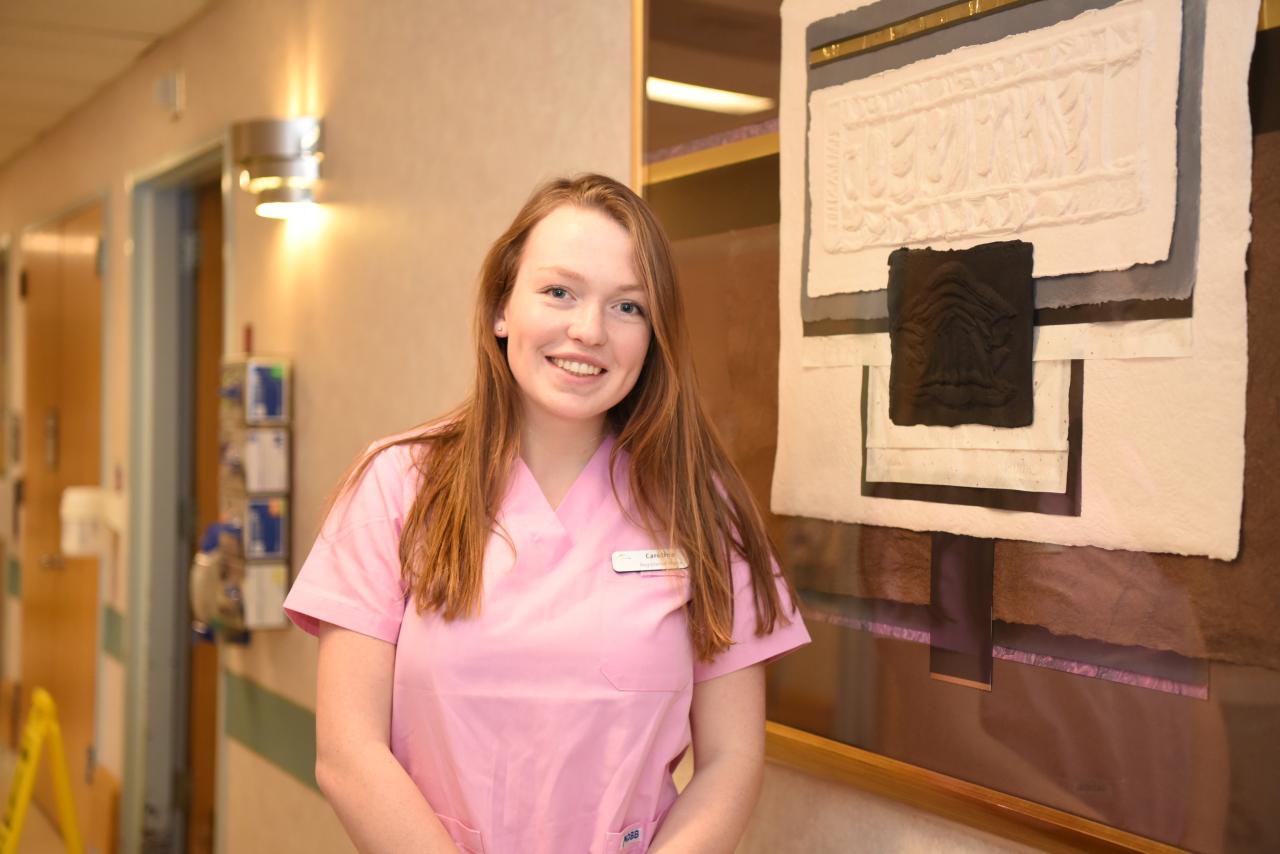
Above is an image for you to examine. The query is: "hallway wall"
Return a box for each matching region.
[0,1,629,851]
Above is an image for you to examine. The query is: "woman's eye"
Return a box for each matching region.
[618,301,646,317]
[546,286,569,299]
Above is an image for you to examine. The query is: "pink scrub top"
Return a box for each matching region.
[284,433,810,854]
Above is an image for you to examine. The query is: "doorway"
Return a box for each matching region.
[183,179,223,854]
[124,144,225,854]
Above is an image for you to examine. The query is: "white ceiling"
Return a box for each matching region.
[0,0,212,167]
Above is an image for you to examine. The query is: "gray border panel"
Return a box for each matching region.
[801,0,1204,328]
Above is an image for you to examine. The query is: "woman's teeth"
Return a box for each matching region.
[551,357,603,377]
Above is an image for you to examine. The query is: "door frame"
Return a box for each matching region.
[124,136,234,854]
[0,235,7,744]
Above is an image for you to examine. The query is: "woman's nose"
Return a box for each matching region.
[568,303,607,346]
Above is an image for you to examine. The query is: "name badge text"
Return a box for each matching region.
[611,548,689,573]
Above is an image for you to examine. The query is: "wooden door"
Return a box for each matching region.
[186,181,222,854]
[21,203,102,840]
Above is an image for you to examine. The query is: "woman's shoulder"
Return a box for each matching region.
[334,417,459,526]
[362,416,458,472]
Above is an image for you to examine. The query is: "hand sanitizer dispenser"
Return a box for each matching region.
[60,486,105,557]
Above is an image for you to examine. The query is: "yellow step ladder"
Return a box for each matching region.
[0,688,83,854]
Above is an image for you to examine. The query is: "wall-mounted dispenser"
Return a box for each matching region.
[59,486,105,557]
[211,357,292,634]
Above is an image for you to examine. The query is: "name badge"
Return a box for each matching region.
[611,548,689,573]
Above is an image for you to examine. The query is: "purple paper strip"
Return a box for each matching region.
[645,117,779,165]
[803,607,1209,700]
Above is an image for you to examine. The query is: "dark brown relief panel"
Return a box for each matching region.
[886,242,1035,429]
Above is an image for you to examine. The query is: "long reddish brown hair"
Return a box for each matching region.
[335,174,797,660]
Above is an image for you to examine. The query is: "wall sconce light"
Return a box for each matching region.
[231,116,323,219]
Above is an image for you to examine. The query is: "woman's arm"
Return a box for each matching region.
[648,663,766,853]
[315,622,460,853]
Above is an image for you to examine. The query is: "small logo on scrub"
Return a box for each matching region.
[621,826,643,847]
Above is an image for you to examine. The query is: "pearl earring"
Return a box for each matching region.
[495,323,506,335]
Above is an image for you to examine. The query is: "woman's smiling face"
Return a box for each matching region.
[496,204,651,436]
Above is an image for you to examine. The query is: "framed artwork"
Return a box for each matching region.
[760,0,1276,850]
[652,0,1279,850]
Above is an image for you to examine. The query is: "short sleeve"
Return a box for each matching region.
[283,442,416,643]
[692,555,811,683]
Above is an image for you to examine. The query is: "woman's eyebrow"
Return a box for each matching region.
[537,266,643,294]
[536,265,585,282]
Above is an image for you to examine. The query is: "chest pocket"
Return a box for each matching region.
[599,570,693,692]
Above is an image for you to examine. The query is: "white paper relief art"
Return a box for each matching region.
[824,18,1145,250]
[776,0,1252,559]
[865,448,1069,492]
[864,362,1071,493]
[798,317,1194,369]
[866,362,1070,452]
[806,0,1180,296]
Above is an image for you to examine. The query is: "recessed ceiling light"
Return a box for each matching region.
[645,77,775,115]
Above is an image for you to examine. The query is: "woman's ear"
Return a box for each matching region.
[494,305,508,338]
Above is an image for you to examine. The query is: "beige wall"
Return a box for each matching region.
[0,0,630,850]
[0,1,1038,852]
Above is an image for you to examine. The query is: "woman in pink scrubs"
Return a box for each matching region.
[284,174,810,853]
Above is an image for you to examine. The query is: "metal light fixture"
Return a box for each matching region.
[231,117,324,219]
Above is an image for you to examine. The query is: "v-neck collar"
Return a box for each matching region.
[507,433,619,542]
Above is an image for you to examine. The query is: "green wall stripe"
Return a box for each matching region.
[6,557,19,598]
[224,671,318,790]
[103,606,125,662]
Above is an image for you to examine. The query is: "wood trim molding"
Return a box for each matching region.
[644,132,779,186]
[764,722,1187,853]
[630,0,646,191]
[1263,0,1280,31]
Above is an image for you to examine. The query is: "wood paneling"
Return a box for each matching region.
[186,181,222,854]
[20,202,102,846]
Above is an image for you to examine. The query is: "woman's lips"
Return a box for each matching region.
[547,355,606,378]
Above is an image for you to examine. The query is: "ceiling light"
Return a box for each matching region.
[645,77,775,115]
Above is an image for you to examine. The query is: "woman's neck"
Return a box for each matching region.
[518,416,607,510]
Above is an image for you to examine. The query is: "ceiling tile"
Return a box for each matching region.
[0,0,211,37]
[0,75,97,104]
[0,39,140,87]
[0,0,212,168]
